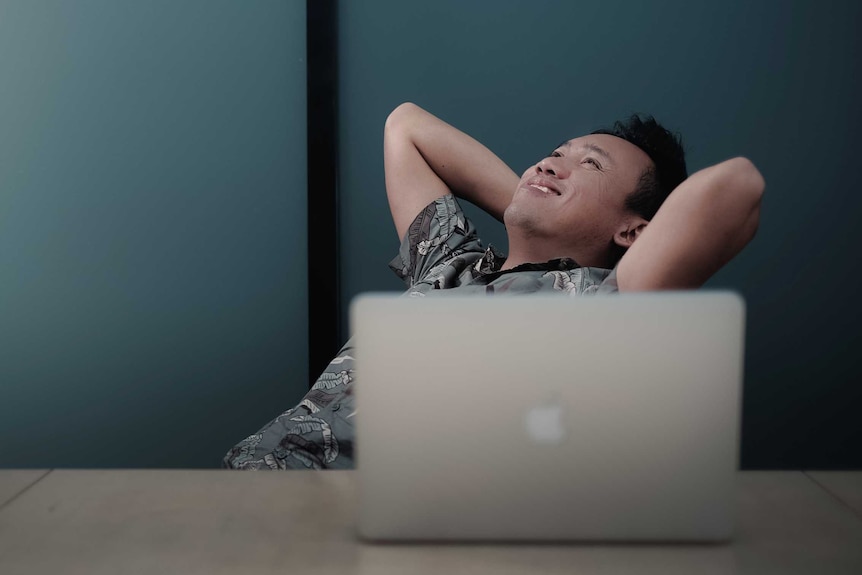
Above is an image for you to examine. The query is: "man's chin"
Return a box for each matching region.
[503,204,546,238]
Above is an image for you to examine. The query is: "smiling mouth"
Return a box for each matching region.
[528,184,560,196]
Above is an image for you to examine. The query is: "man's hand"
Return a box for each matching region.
[384,103,519,240]
[616,157,764,291]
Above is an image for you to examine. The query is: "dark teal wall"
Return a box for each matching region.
[2,1,859,470]
[338,1,862,468]
[0,1,308,467]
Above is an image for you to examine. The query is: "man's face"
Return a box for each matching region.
[504,134,654,250]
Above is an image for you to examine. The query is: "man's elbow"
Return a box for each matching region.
[727,156,765,206]
[384,102,422,137]
[723,156,764,247]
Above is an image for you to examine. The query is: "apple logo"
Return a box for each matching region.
[525,402,565,444]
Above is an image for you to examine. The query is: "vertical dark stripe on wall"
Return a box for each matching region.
[307,0,340,386]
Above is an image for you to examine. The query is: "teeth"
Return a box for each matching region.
[535,185,550,194]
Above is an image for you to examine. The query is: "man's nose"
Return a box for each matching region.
[537,158,567,178]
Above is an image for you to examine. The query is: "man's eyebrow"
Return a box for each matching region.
[551,141,613,163]
[549,140,571,155]
[581,143,613,162]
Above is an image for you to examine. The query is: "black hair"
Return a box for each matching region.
[591,115,687,222]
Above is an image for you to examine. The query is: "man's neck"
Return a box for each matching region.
[501,235,608,271]
[500,245,574,271]
[499,250,542,271]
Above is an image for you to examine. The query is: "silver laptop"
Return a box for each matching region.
[351,291,744,542]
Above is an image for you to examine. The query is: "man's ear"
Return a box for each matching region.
[613,217,648,249]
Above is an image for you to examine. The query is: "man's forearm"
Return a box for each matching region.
[617,157,764,291]
[385,103,518,222]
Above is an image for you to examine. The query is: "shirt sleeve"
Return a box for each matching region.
[593,266,620,294]
[388,194,486,287]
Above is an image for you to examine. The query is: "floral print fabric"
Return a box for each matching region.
[224,194,618,470]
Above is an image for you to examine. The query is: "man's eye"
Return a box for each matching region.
[584,158,602,169]
[550,151,562,158]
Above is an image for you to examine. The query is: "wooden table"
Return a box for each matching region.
[1,470,860,574]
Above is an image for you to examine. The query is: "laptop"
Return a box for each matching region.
[351,291,744,542]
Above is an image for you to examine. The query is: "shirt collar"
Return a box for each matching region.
[472,245,581,281]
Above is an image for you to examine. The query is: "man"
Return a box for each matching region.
[224,103,764,470]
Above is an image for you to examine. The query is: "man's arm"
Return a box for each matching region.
[384,102,519,240]
[616,157,764,291]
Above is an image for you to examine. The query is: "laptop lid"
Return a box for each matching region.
[352,291,744,542]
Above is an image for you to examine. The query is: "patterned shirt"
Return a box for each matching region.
[224,194,619,470]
